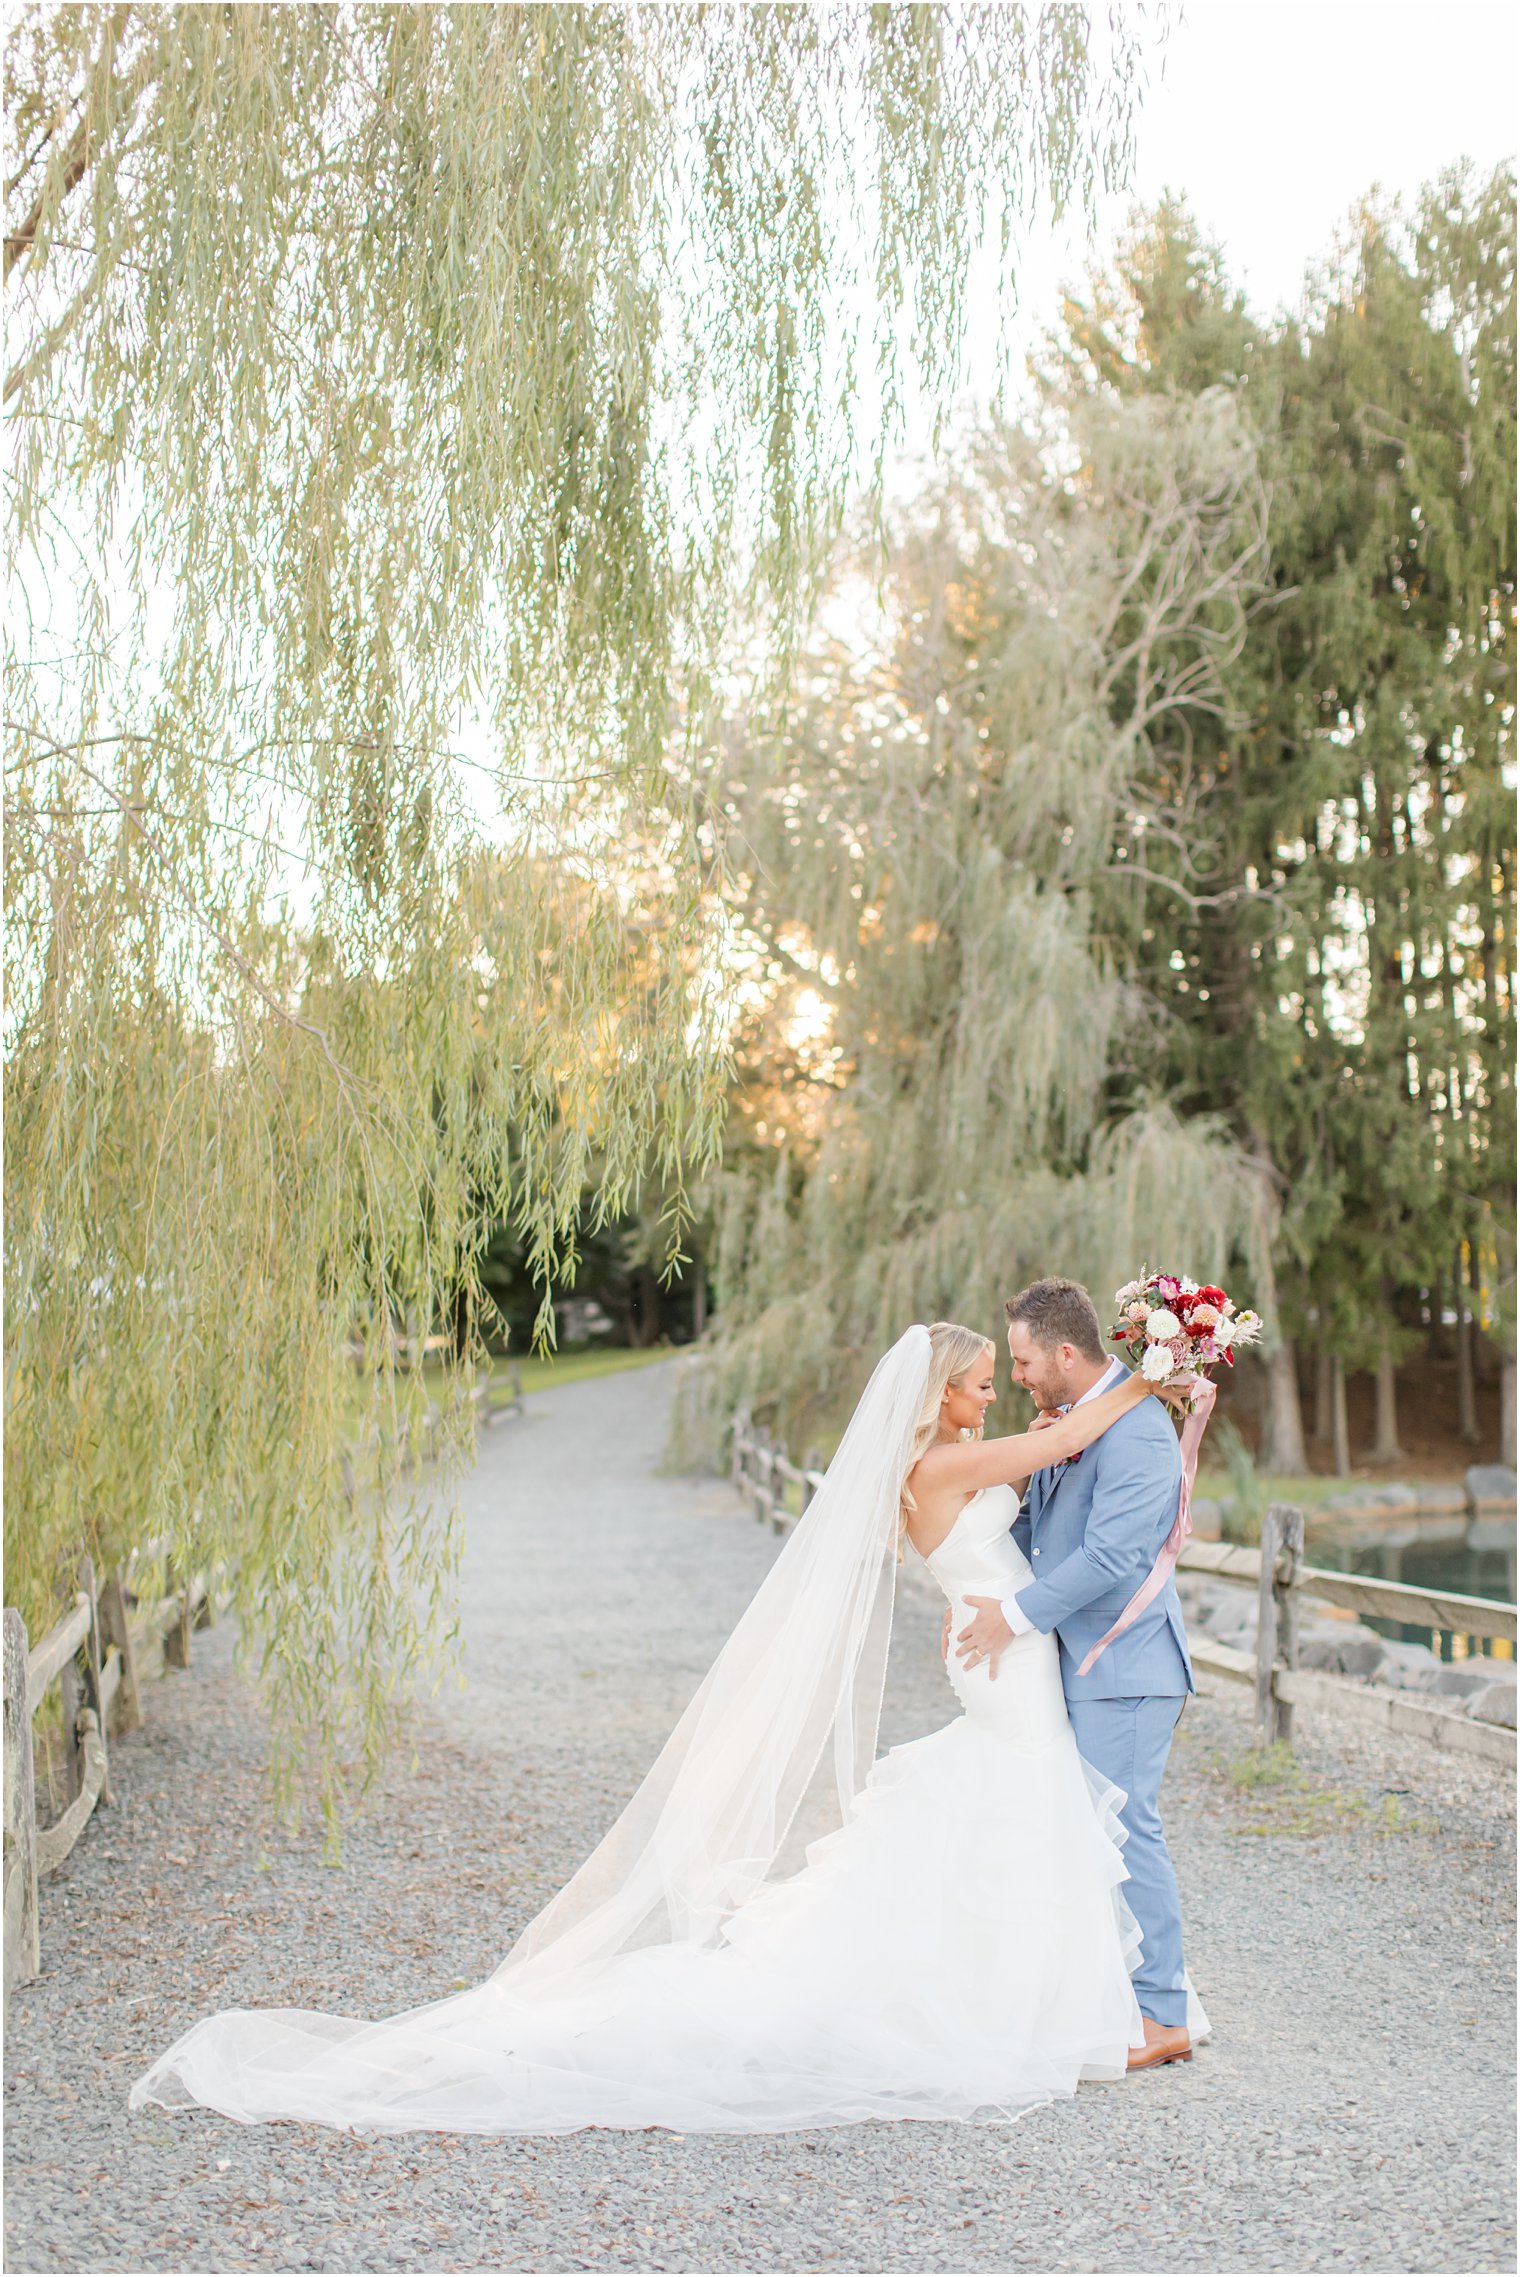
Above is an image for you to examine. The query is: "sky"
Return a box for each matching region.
[898,0,1518,443]
[1081,0,1515,317]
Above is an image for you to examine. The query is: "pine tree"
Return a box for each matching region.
[1037,172,1516,1471]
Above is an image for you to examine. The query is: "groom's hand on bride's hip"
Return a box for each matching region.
[956,1597,1014,1679]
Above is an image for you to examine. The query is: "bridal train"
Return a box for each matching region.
[131,1331,1205,2135]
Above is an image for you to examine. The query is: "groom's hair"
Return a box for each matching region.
[1004,1277,1106,1362]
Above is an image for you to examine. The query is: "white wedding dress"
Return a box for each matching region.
[132,1479,1199,2136]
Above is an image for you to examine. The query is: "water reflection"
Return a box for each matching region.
[1306,1519,1516,1663]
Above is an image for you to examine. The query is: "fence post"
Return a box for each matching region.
[1255,1501,1304,1748]
[1273,1504,1303,1745]
[730,1406,750,1492]
[756,1431,777,1527]
[59,1656,84,1803]
[3,1607,41,1999]
[801,1448,823,1511]
[164,1555,193,1671]
[77,1557,113,1807]
[98,1569,142,1735]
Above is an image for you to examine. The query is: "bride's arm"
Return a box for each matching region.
[913,1373,1155,1497]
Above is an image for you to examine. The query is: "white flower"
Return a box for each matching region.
[1144,1308,1182,1341]
[1113,1279,1146,1307]
[1214,1317,1235,1349]
[1126,1300,1150,1322]
[1142,1340,1176,1382]
[1179,1276,1199,1295]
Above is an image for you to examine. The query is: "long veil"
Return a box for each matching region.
[492,1322,931,1995]
[130,1325,933,2125]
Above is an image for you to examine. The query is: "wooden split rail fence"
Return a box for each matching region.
[341,1368,526,1499]
[729,1411,1518,1773]
[728,1410,827,1531]
[3,1546,216,2014]
[2,1367,529,2015]
[1181,1510,1516,1770]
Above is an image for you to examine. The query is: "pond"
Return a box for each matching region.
[1305,1519,1516,1665]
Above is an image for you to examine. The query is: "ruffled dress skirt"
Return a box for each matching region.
[130,1706,1153,2135]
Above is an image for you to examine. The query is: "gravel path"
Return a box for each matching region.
[5,1358,1515,2276]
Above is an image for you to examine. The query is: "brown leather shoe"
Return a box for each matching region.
[1126,2017,1193,2071]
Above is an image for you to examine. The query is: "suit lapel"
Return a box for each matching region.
[1026,1360,1125,1529]
[1032,1457,1073,1525]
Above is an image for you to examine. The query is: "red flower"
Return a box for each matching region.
[1197,1285,1227,1310]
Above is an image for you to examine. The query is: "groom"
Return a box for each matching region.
[955,1276,1195,2069]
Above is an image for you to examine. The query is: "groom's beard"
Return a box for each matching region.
[1024,1372,1073,1413]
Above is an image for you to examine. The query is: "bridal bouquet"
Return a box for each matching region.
[1110,1271,1262,1393]
[1074,1273,1261,1679]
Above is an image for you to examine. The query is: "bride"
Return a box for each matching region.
[132,1321,1196,2135]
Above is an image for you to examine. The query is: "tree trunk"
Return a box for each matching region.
[1314,1343,1334,1442]
[1331,1356,1351,1478]
[1256,1336,1308,1474]
[1455,1244,1481,1444]
[626,1269,663,1348]
[1372,1332,1402,1465]
[449,1279,474,1367]
[1502,1352,1516,1471]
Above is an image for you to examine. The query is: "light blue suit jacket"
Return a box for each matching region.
[1010,1381,1193,1703]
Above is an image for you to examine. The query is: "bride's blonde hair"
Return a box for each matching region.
[899,1321,996,1544]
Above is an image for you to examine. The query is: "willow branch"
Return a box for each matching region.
[5,10,160,288]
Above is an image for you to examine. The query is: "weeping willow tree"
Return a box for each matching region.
[3,4,1163,1825]
[685,380,1279,1454]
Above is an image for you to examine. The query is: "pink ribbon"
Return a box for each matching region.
[1076,1375,1217,1678]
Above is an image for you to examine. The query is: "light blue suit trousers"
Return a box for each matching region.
[1064,1693,1189,2028]
[1012,1375,1192,2028]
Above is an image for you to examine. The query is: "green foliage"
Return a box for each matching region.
[3,3,1158,1824]
[1216,1747,1438,1839]
[679,379,1278,1452]
[502,1346,675,1396]
[473,1180,706,1352]
[683,170,1513,1466]
[1210,1419,1267,1543]
[1222,1740,1299,1789]
[1049,175,1516,1393]
[3,844,718,1830]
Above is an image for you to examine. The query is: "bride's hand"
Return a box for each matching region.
[1022,1407,1065,1468]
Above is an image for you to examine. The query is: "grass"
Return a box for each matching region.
[417,1343,679,1401]
[490,1343,679,1394]
[340,1341,680,1444]
[1195,1471,1348,1510]
[1211,1742,1439,1840]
